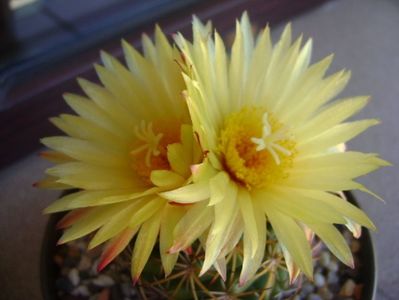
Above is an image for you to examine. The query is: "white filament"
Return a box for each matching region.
[130,120,163,167]
[250,113,291,165]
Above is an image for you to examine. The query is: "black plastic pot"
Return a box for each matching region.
[41,192,377,300]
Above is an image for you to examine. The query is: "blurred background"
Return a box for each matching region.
[0,0,398,299]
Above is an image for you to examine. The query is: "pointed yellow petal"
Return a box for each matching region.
[344,217,362,238]
[46,162,138,190]
[160,181,210,204]
[88,199,146,249]
[56,208,93,229]
[255,188,345,224]
[297,119,380,155]
[77,77,135,132]
[53,114,127,151]
[39,150,71,163]
[131,210,162,280]
[292,151,388,180]
[237,188,258,256]
[309,223,354,268]
[200,182,238,275]
[239,200,266,285]
[296,96,369,140]
[35,175,72,190]
[172,201,212,253]
[44,190,142,213]
[160,205,185,276]
[214,256,227,281]
[63,93,126,139]
[41,136,127,168]
[128,197,166,228]
[280,244,301,284]
[264,205,313,279]
[282,188,375,230]
[58,203,130,244]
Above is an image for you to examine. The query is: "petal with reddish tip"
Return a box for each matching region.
[58,203,130,244]
[56,208,93,229]
[98,227,138,272]
[280,244,301,284]
[39,150,71,163]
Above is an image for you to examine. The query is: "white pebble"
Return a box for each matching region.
[307,293,322,300]
[319,252,331,268]
[90,259,99,276]
[301,283,315,296]
[92,274,115,287]
[327,260,339,272]
[314,273,325,288]
[68,268,80,286]
[71,285,90,297]
[327,271,339,285]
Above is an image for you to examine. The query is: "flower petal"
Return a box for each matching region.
[150,170,185,188]
[127,197,166,228]
[256,188,345,224]
[209,171,229,206]
[239,199,266,285]
[237,188,258,256]
[41,136,127,168]
[44,188,159,213]
[308,223,354,268]
[160,181,210,204]
[58,203,130,244]
[160,205,185,276]
[200,181,238,275]
[88,199,146,249]
[131,210,162,280]
[264,204,313,280]
[297,119,379,155]
[171,201,213,253]
[98,227,138,272]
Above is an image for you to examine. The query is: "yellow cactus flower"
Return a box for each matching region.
[162,13,389,284]
[39,26,202,281]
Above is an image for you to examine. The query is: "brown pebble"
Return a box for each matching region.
[53,255,63,266]
[351,240,361,253]
[68,246,81,257]
[339,279,356,297]
[98,288,110,300]
[354,284,364,300]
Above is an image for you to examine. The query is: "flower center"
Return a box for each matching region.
[219,107,295,189]
[130,120,180,184]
